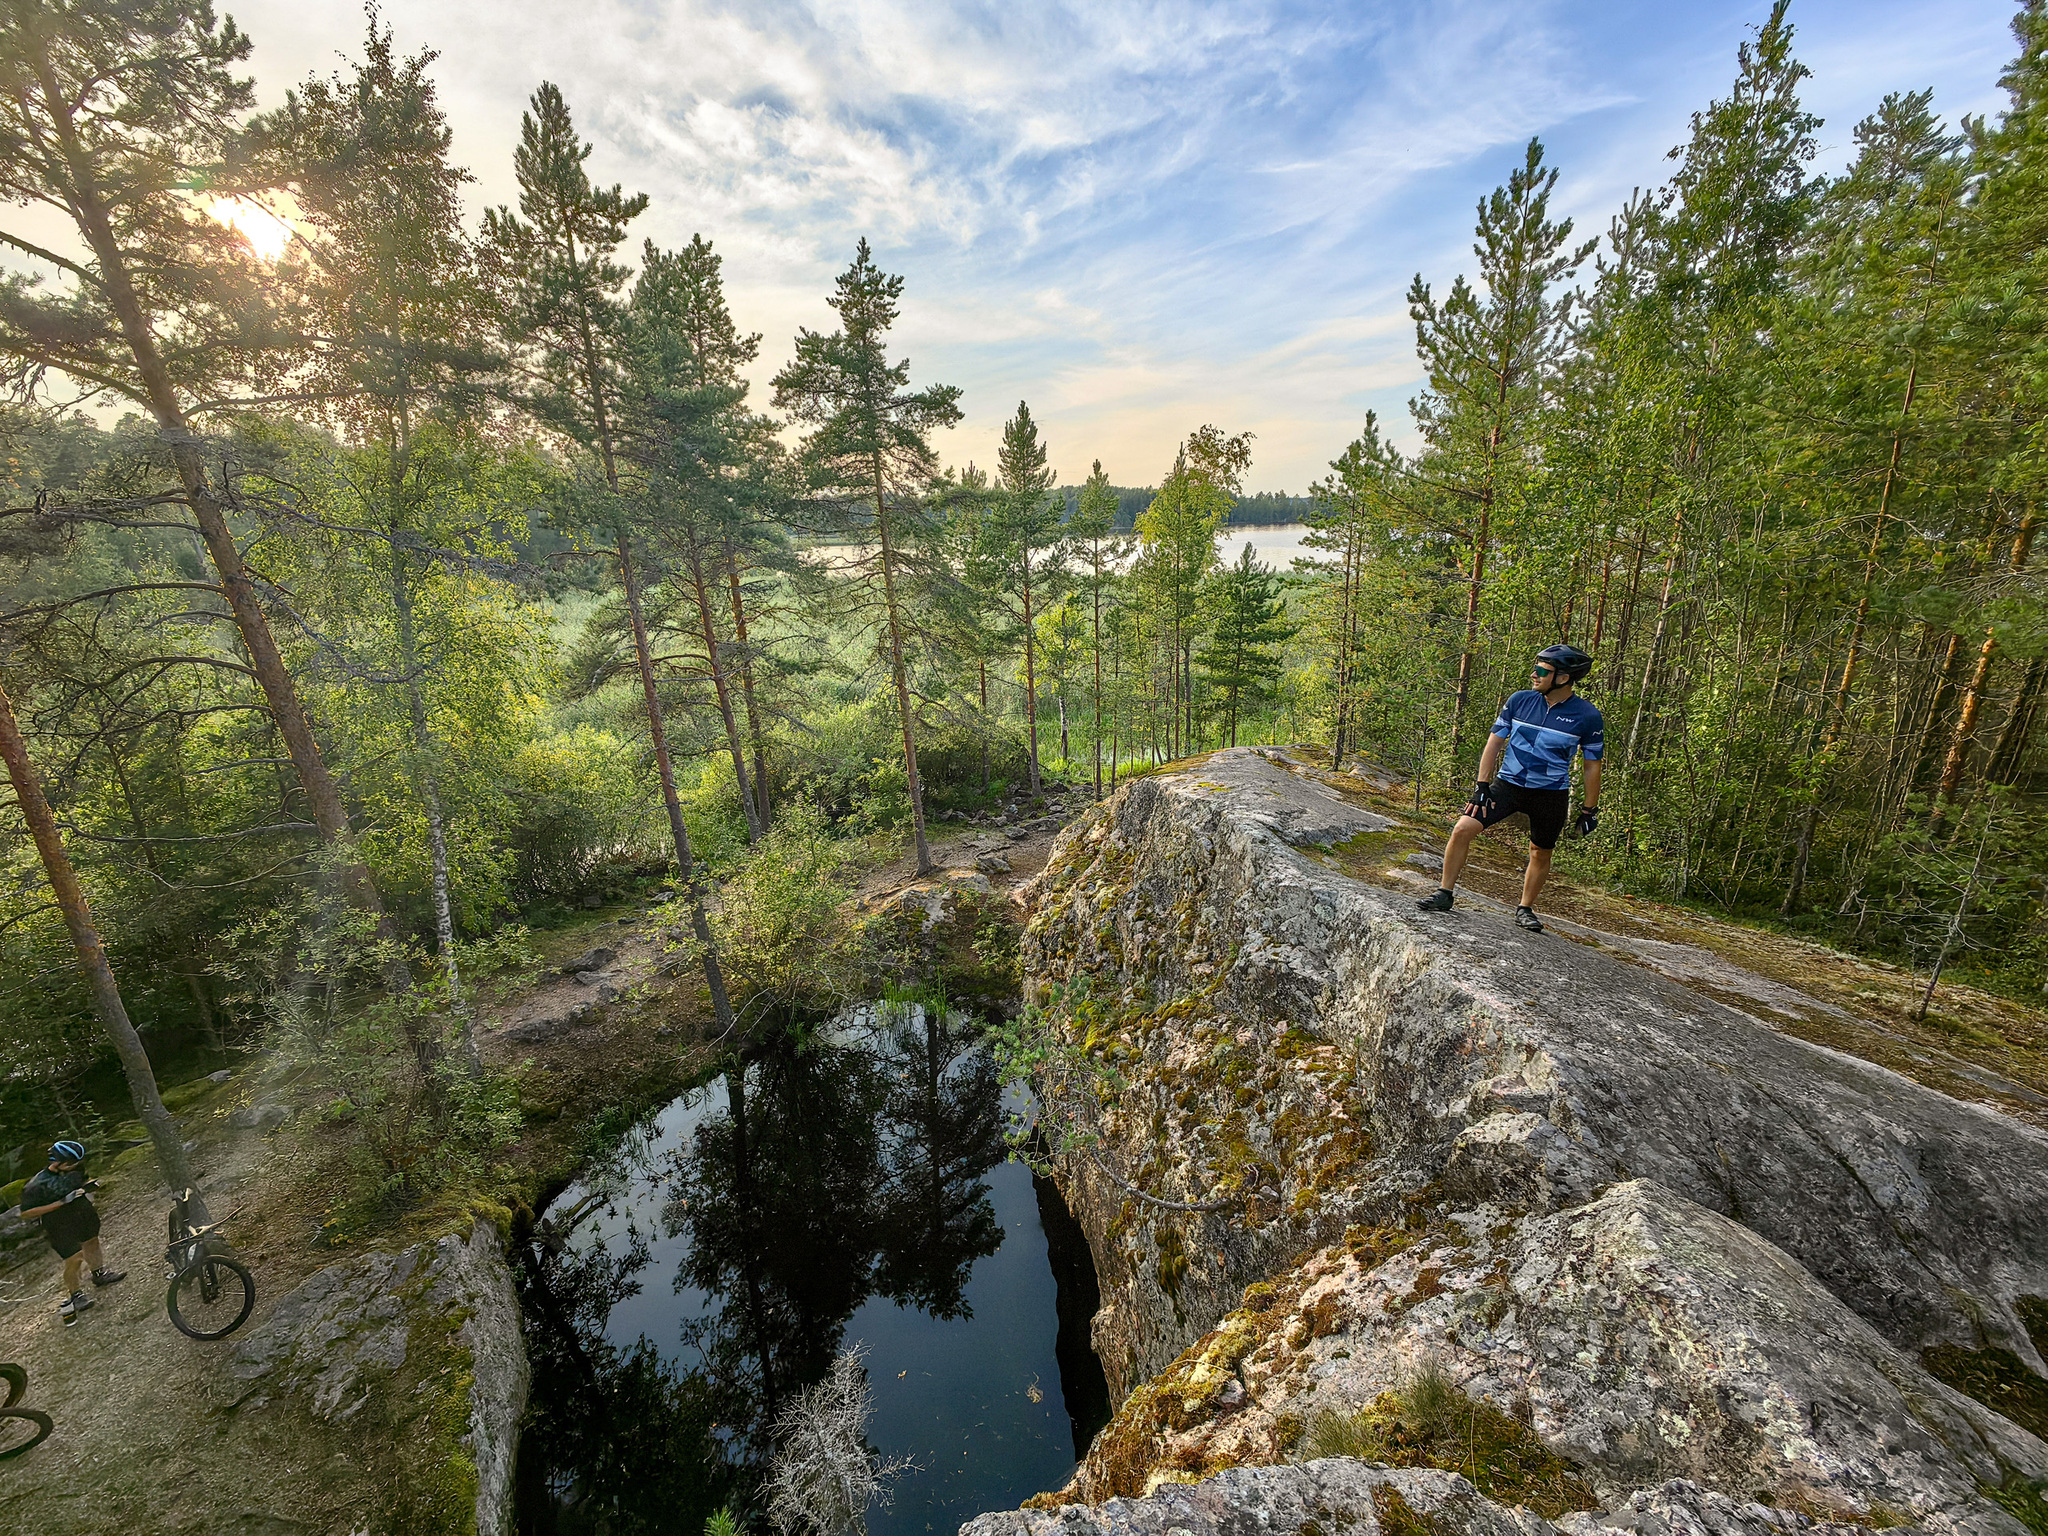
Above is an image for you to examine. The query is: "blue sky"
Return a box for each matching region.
[229,0,2022,492]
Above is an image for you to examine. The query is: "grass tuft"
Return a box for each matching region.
[1302,1359,1594,1520]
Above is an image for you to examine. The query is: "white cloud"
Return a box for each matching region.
[191,0,2023,487]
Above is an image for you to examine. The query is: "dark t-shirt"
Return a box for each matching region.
[21,1167,90,1235]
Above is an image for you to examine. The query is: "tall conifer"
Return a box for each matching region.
[486,83,735,1034]
[773,241,962,876]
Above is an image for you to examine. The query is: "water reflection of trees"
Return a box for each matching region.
[518,1007,1012,1530]
[674,1007,1009,1450]
[518,1212,741,1535]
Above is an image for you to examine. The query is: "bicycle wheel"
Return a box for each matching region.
[167,1255,255,1340]
[0,1407,52,1460]
[0,1363,25,1410]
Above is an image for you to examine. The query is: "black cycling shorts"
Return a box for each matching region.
[1472,781,1570,850]
[43,1201,99,1260]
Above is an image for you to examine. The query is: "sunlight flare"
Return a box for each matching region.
[207,197,291,262]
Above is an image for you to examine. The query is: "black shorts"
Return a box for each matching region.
[43,1202,99,1260]
[1473,781,1570,850]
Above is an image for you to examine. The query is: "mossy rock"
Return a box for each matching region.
[160,1075,229,1114]
[1921,1343,2048,1441]
[1304,1381,1596,1521]
[1,1177,24,1211]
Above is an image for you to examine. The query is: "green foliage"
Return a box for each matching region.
[1199,544,1297,746]
[1303,1360,1595,1520]
[688,802,869,1034]
[503,724,669,908]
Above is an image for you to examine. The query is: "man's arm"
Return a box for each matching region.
[1476,735,1506,784]
[1583,758,1602,807]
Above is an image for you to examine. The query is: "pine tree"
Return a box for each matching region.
[772,241,962,875]
[486,82,735,1034]
[624,238,774,843]
[0,0,399,954]
[1406,137,1593,760]
[1134,427,1248,757]
[1199,544,1296,746]
[987,402,1065,796]
[1303,415,1403,771]
[255,19,505,1062]
[1070,460,1126,797]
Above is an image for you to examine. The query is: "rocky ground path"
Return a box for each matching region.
[1003,748,2048,1536]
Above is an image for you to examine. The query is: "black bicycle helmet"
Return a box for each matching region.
[1535,644,1594,686]
[48,1140,85,1166]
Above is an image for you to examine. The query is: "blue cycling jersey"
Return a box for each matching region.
[1492,690,1604,791]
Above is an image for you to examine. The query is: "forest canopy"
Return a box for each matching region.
[2,0,2047,1172]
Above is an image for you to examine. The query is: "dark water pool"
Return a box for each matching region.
[515,1005,1111,1536]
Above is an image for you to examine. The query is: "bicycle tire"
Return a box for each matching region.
[167,1255,255,1340]
[0,1363,24,1410]
[0,1406,52,1460]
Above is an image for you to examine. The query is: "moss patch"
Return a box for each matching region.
[1989,1476,2048,1536]
[1372,1485,1451,1536]
[1084,1288,1300,1499]
[2019,1297,2048,1365]
[1304,1375,1595,1521]
[1921,1344,2048,1441]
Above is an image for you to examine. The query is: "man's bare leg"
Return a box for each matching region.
[62,1251,85,1295]
[1521,847,1552,908]
[1439,815,1484,890]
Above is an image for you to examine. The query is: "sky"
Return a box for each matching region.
[201,1,2024,491]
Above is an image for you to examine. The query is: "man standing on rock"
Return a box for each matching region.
[19,1140,124,1324]
[1415,645,1602,933]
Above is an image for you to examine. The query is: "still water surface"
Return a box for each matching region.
[806,524,1315,577]
[517,1006,1110,1536]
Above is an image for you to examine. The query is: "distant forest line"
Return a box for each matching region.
[1057,486,1314,529]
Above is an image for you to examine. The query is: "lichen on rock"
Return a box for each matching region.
[218,1217,528,1534]
[995,748,2048,1536]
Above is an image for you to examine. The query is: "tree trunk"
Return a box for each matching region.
[1590,533,1615,649]
[391,562,476,1071]
[33,55,395,970]
[685,536,762,841]
[1021,553,1041,795]
[1091,545,1104,800]
[1913,811,1993,1023]
[1984,656,2043,787]
[724,541,773,828]
[1330,523,1361,771]
[0,681,202,1208]
[1936,512,2037,822]
[618,533,737,1035]
[1624,502,1688,766]
[1608,518,1651,688]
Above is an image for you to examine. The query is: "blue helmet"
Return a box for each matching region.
[49,1140,85,1166]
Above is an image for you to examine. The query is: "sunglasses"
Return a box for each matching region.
[1532,664,1557,677]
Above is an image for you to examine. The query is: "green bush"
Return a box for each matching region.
[502,726,668,904]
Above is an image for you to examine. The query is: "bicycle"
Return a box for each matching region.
[0,1362,53,1460]
[165,1189,255,1341]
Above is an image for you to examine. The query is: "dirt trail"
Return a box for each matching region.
[0,890,718,1535]
[0,803,1087,1533]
